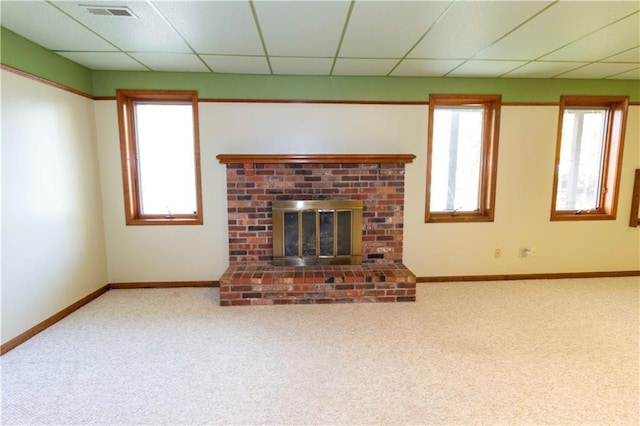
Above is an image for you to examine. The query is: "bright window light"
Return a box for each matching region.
[555,108,607,211]
[134,103,197,215]
[430,107,484,212]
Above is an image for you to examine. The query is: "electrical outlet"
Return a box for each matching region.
[520,247,536,258]
[494,248,501,258]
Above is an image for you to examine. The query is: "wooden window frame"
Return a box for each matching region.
[425,94,501,223]
[550,95,629,221]
[116,90,203,226]
[629,169,640,227]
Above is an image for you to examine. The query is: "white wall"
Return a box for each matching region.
[1,70,108,344]
[94,101,640,281]
[404,105,640,275]
[94,101,228,282]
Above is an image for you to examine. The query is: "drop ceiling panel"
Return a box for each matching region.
[0,1,116,51]
[391,59,463,77]
[51,1,190,53]
[409,1,551,59]
[202,56,271,75]
[270,57,333,75]
[541,12,640,62]
[502,61,586,78]
[558,62,640,79]
[254,1,349,57]
[476,1,640,60]
[151,0,263,55]
[1,0,638,80]
[129,53,209,72]
[55,52,148,71]
[607,67,640,79]
[603,46,640,63]
[448,60,528,78]
[332,59,398,76]
[340,1,451,58]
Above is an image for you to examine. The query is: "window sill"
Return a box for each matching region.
[126,217,203,226]
[550,212,615,221]
[425,213,494,223]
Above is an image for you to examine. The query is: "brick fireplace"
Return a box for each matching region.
[217,154,416,306]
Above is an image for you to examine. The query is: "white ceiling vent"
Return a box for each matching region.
[84,6,136,17]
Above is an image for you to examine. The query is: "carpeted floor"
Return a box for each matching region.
[1,277,638,425]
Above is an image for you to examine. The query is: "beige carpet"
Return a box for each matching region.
[1,277,638,425]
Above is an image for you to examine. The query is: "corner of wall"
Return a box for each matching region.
[0,26,93,95]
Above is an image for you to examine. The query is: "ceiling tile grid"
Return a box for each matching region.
[50,0,193,53]
[55,51,148,71]
[333,58,398,76]
[408,0,554,60]
[270,57,333,75]
[339,0,450,58]
[0,0,117,51]
[0,0,638,80]
[254,0,350,57]
[128,52,210,72]
[502,61,588,79]
[474,1,639,61]
[390,58,465,77]
[448,59,529,78]
[151,1,265,55]
[201,55,271,75]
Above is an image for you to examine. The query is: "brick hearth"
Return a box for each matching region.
[219,263,416,306]
[216,154,416,305]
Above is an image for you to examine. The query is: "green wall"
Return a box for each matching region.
[1,27,93,94]
[2,26,639,102]
[91,71,640,102]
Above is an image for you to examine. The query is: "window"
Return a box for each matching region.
[425,94,501,223]
[551,96,628,221]
[116,90,203,225]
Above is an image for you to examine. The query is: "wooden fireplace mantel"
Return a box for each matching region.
[216,154,416,164]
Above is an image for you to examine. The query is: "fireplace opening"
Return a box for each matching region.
[272,200,363,266]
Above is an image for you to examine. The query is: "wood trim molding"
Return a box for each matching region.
[1,64,94,100]
[116,90,204,226]
[0,285,109,355]
[424,94,501,223]
[417,270,640,282]
[109,281,218,289]
[216,153,416,164]
[97,99,566,106]
[201,98,429,105]
[629,169,640,227]
[94,100,640,107]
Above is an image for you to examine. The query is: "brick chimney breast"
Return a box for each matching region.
[217,154,416,305]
